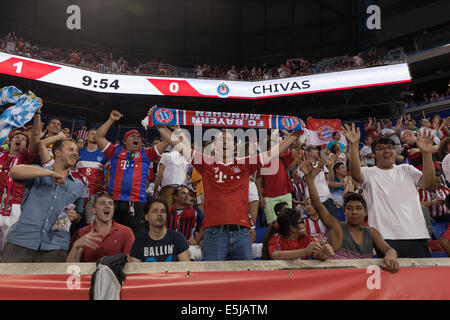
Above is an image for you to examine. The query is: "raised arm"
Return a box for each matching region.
[342,123,364,184]
[10,164,64,184]
[260,131,301,165]
[29,97,43,154]
[95,110,123,151]
[39,134,66,164]
[300,159,342,250]
[416,129,436,188]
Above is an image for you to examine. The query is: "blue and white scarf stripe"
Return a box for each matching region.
[0,86,41,145]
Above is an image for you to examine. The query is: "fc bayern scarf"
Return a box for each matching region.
[0,86,41,145]
[142,107,304,132]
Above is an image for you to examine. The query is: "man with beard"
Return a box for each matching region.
[95,110,168,237]
[1,138,84,262]
[66,192,135,262]
[0,99,43,250]
[129,198,190,262]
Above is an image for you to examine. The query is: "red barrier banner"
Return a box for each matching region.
[0,267,449,300]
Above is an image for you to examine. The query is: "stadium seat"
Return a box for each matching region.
[431,252,449,258]
[432,222,449,240]
[255,227,268,243]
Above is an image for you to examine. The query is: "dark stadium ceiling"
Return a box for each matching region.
[0,0,448,67]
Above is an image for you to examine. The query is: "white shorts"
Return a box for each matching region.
[0,204,21,251]
[249,181,259,203]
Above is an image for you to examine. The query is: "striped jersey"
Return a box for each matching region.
[76,147,108,196]
[304,215,328,242]
[102,143,159,202]
[418,187,450,218]
[292,181,306,202]
[167,205,204,241]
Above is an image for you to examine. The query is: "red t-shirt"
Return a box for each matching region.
[70,221,135,262]
[268,233,314,260]
[0,147,36,205]
[257,151,293,197]
[191,151,263,228]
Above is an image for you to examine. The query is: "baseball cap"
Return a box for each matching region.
[123,129,142,143]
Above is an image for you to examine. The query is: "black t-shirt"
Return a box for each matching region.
[130,229,189,262]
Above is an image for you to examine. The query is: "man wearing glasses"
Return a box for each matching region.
[343,124,436,258]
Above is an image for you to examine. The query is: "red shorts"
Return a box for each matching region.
[442,225,450,241]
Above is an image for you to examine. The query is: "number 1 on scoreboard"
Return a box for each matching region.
[13,61,23,74]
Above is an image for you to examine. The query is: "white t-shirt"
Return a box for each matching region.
[360,145,375,166]
[159,151,189,187]
[361,165,429,240]
[298,163,332,202]
[442,153,450,183]
[381,128,401,145]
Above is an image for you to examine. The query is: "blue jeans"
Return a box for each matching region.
[202,226,253,261]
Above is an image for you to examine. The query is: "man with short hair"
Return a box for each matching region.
[344,123,435,258]
[95,110,168,237]
[152,107,302,261]
[129,198,190,262]
[66,192,135,262]
[381,119,402,154]
[325,131,346,155]
[301,158,399,272]
[1,138,84,262]
[167,185,204,245]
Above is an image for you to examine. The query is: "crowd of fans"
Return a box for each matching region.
[1,32,389,80]
[0,97,449,265]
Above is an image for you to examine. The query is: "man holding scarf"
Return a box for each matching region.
[149,106,303,261]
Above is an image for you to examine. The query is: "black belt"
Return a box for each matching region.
[213,224,248,231]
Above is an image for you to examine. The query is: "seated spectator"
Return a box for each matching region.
[274,202,289,219]
[328,162,354,207]
[439,195,450,257]
[325,131,346,156]
[129,198,190,262]
[291,168,307,214]
[344,124,435,258]
[66,192,135,262]
[262,208,334,261]
[419,172,450,224]
[301,158,399,272]
[1,139,83,262]
[303,198,328,242]
[227,65,238,80]
[360,135,375,167]
[167,185,204,246]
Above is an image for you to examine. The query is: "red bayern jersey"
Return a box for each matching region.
[0,147,36,215]
[103,143,159,202]
[268,233,315,260]
[257,151,293,197]
[191,150,263,228]
[76,147,108,196]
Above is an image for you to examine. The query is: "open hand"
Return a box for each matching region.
[342,123,360,145]
[417,129,434,153]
